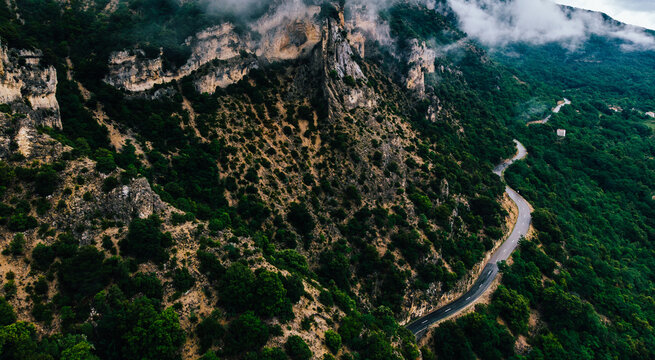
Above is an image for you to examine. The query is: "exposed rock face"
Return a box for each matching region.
[316,15,377,118]
[105,177,166,221]
[194,58,259,94]
[105,24,248,93]
[105,50,166,92]
[0,44,65,160]
[105,2,323,94]
[405,39,436,96]
[0,45,61,129]
[55,163,167,244]
[253,1,322,60]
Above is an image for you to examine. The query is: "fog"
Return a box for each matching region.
[446,0,655,50]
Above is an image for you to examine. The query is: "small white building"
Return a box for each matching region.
[646,112,655,118]
[557,129,567,137]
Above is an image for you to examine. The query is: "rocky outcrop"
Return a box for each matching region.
[0,45,61,129]
[315,14,377,119]
[104,177,166,221]
[405,39,436,96]
[105,50,166,92]
[0,44,65,160]
[193,58,259,94]
[105,24,249,93]
[105,2,323,95]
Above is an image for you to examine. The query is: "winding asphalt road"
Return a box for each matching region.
[406,140,532,338]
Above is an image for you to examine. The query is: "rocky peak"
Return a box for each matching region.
[314,11,377,120]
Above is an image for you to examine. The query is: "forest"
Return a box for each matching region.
[423,36,655,359]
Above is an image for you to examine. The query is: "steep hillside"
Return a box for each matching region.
[2,1,652,360]
[0,1,535,359]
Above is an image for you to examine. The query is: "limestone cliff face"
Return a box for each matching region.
[105,50,167,92]
[105,1,323,94]
[253,1,322,61]
[0,45,61,129]
[315,15,377,119]
[405,39,436,96]
[105,24,249,93]
[104,0,441,105]
[0,44,64,160]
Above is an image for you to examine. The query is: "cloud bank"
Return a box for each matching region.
[556,0,655,30]
[446,0,655,50]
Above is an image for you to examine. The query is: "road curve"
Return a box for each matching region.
[406,140,532,338]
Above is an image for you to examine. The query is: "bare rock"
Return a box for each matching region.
[0,44,61,128]
[105,177,166,221]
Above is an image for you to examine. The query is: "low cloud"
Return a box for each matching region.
[204,0,275,17]
[446,0,655,50]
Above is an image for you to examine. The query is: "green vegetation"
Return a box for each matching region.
[119,215,173,264]
[427,33,655,360]
[0,1,652,359]
[285,335,312,360]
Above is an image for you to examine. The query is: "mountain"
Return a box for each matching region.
[0,1,653,360]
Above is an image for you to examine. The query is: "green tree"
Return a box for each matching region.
[0,297,16,326]
[172,267,195,292]
[224,311,269,354]
[492,285,530,334]
[0,321,40,359]
[94,293,185,360]
[58,246,110,302]
[254,270,287,317]
[324,329,341,354]
[34,166,59,196]
[196,311,224,352]
[285,335,312,360]
[219,263,255,313]
[31,243,55,271]
[60,338,99,360]
[287,202,315,236]
[94,148,117,174]
[120,215,173,264]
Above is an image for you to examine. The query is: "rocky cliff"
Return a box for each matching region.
[0,43,63,160]
[0,45,61,129]
[405,39,436,96]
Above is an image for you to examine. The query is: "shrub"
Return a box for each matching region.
[58,246,110,302]
[208,212,231,232]
[33,277,48,296]
[94,148,117,174]
[102,176,120,193]
[129,273,163,300]
[218,263,255,313]
[224,311,269,354]
[7,213,37,231]
[325,330,342,354]
[34,166,59,196]
[253,270,287,317]
[120,215,173,264]
[172,267,195,292]
[196,311,224,352]
[197,250,225,282]
[285,335,312,360]
[7,233,25,256]
[287,202,315,236]
[343,76,356,87]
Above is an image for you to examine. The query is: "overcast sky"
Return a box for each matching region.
[555,0,655,30]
